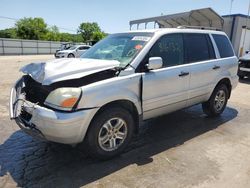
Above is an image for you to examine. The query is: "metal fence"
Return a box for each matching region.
[0,38,73,55]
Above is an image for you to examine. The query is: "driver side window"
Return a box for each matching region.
[149,33,184,68]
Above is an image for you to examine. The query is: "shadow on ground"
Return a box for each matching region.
[0,105,238,187]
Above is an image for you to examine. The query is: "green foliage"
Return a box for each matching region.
[78,22,105,42]
[59,33,83,42]
[0,17,105,43]
[92,31,107,41]
[59,32,73,42]
[0,28,17,38]
[45,25,61,41]
[15,17,48,40]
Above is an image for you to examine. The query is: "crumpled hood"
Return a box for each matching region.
[20,58,120,85]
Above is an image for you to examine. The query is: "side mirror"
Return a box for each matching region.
[147,57,163,70]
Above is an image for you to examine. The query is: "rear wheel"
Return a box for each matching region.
[85,106,135,159]
[202,84,229,117]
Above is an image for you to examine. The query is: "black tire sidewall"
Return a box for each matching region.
[208,84,229,116]
[86,107,135,159]
[68,53,74,58]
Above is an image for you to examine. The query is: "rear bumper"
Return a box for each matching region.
[239,67,250,72]
[238,67,250,77]
[9,79,99,144]
[238,60,250,76]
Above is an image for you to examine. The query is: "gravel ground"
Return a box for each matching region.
[0,55,250,188]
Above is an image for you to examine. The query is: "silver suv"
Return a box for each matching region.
[10,28,238,159]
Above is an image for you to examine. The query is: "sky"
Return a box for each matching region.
[0,0,249,34]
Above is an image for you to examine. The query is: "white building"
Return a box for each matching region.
[129,8,250,57]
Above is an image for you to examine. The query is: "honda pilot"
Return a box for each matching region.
[10,28,238,159]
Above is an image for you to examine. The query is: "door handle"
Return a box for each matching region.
[179,71,189,77]
[213,65,220,70]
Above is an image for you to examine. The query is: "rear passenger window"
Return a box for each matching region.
[184,33,215,63]
[212,34,234,58]
[149,33,184,67]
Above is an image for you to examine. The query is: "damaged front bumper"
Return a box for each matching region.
[9,79,98,144]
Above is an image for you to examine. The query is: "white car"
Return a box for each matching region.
[10,28,238,159]
[55,45,91,58]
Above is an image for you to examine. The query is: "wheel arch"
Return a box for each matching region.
[214,77,232,99]
[67,53,75,58]
[85,99,141,141]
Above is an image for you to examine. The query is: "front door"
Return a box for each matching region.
[142,33,190,120]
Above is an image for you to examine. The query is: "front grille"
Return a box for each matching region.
[20,108,32,122]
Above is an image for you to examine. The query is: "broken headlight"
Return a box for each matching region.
[44,88,82,111]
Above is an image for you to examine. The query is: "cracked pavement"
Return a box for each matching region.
[1,55,250,188]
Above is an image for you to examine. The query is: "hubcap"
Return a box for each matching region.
[98,118,128,151]
[214,90,226,112]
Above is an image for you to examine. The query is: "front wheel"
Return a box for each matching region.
[202,84,229,117]
[85,106,135,159]
[67,53,75,58]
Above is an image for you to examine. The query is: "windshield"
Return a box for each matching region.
[81,33,153,67]
[68,46,77,50]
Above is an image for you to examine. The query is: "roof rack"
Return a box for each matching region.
[177,25,221,31]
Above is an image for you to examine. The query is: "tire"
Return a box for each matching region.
[85,106,135,160]
[202,84,229,117]
[67,53,75,58]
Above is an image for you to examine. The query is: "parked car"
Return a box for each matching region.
[10,28,238,159]
[238,51,250,79]
[55,45,91,58]
[54,42,74,57]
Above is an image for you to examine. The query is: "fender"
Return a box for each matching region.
[78,73,143,115]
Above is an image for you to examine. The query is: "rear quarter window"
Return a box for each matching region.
[212,34,234,58]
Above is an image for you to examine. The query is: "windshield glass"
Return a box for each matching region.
[81,33,153,67]
[68,46,77,50]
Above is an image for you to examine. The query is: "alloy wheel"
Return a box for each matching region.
[98,117,128,152]
[214,90,226,112]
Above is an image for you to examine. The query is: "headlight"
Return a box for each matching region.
[44,88,82,111]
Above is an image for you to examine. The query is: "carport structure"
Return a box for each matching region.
[129,8,224,30]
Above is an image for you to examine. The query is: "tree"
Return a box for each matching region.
[45,25,60,41]
[78,22,101,41]
[92,31,107,41]
[1,18,104,43]
[59,32,73,42]
[15,17,48,40]
[0,28,17,38]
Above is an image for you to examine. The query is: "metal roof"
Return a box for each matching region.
[129,8,224,30]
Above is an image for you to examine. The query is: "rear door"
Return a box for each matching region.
[183,33,220,106]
